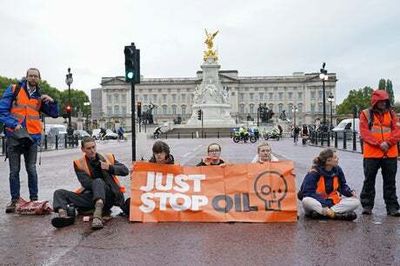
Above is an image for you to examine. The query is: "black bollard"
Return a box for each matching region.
[352,132,357,151]
[343,131,347,150]
[334,132,338,148]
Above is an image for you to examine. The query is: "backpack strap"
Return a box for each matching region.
[11,83,22,107]
[362,109,373,130]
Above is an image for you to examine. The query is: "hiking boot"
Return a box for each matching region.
[334,211,357,221]
[362,208,372,215]
[91,217,104,230]
[5,199,18,214]
[387,209,400,217]
[51,209,75,228]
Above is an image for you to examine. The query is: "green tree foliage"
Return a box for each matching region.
[386,79,395,106]
[378,79,386,90]
[337,86,373,115]
[0,76,19,96]
[393,102,400,113]
[60,89,90,117]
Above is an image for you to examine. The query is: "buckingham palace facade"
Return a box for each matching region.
[91,70,337,130]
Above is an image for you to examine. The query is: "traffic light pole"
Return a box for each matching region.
[131,81,136,161]
[201,110,204,138]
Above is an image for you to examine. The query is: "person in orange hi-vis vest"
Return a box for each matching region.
[0,68,59,213]
[359,89,400,216]
[298,148,360,221]
[51,136,129,229]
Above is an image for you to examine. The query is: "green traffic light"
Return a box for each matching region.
[126,72,134,80]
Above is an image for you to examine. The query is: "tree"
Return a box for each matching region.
[0,76,19,95]
[60,89,90,117]
[386,79,395,106]
[378,79,386,90]
[337,86,373,115]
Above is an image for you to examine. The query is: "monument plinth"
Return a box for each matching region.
[186,30,235,127]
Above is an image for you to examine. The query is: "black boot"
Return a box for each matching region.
[51,209,75,228]
[334,211,357,221]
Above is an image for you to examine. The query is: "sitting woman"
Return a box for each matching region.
[124,140,174,216]
[252,142,279,163]
[196,143,225,166]
[298,148,360,221]
[149,140,175,164]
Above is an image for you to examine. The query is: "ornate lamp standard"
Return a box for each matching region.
[327,94,334,129]
[319,63,328,131]
[292,106,298,128]
[65,68,73,136]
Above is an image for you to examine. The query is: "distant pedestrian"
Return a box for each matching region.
[359,90,400,216]
[197,143,225,166]
[293,125,300,143]
[252,142,278,163]
[277,124,283,138]
[0,68,59,213]
[298,148,360,221]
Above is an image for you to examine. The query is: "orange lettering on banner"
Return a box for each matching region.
[130,161,297,223]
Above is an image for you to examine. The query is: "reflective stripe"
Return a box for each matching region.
[27,115,41,120]
[370,127,392,133]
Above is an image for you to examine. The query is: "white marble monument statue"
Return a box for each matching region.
[186,30,235,127]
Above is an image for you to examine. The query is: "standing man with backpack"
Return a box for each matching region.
[0,68,59,213]
[359,90,400,216]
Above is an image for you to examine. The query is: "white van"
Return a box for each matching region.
[332,118,360,139]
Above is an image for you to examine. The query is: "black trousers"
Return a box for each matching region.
[53,179,116,212]
[360,158,399,212]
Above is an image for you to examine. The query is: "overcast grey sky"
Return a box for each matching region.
[0,0,399,103]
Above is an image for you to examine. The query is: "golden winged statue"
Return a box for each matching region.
[203,29,219,61]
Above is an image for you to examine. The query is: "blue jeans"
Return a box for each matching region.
[7,141,39,201]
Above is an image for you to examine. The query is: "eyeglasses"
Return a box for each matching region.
[208,149,221,153]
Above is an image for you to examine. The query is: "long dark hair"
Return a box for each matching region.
[312,148,335,167]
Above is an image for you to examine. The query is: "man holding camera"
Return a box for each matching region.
[51,136,129,229]
[0,68,59,213]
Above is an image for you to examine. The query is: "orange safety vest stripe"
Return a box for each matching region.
[316,175,341,205]
[73,153,126,194]
[10,85,42,134]
[363,110,398,158]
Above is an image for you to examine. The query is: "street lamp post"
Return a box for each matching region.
[292,106,298,128]
[65,68,73,136]
[84,102,91,131]
[257,103,261,127]
[319,63,328,131]
[327,94,334,129]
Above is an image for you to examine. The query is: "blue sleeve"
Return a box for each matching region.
[336,166,353,197]
[300,172,334,207]
[0,85,19,128]
[40,100,59,118]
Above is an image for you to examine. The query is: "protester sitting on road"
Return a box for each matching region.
[51,136,129,229]
[196,143,225,166]
[298,148,360,221]
[251,142,279,163]
[149,140,175,164]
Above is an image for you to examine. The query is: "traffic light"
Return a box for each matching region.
[137,101,142,117]
[124,43,140,83]
[66,105,72,114]
[197,109,202,120]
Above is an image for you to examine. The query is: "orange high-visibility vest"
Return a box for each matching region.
[10,85,42,134]
[362,110,398,158]
[316,175,340,205]
[73,153,126,194]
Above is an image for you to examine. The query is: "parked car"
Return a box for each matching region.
[332,118,360,139]
[73,130,90,139]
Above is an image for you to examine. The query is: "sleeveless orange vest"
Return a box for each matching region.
[10,85,42,134]
[362,110,398,158]
[73,153,126,194]
[316,175,340,205]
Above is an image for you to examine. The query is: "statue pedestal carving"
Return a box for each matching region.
[186,59,235,127]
